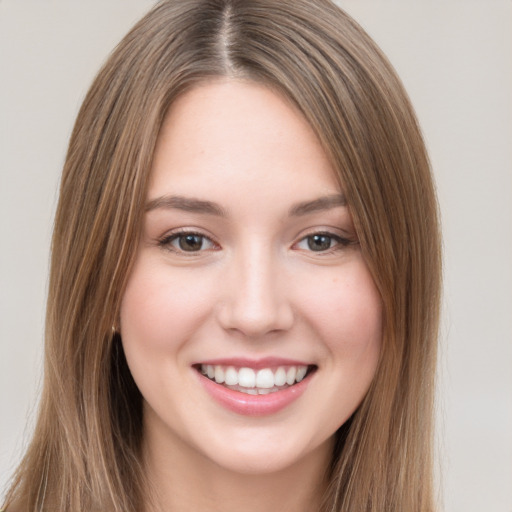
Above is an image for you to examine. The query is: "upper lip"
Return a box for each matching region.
[192,357,314,370]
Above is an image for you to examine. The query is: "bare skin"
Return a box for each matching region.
[143,409,332,512]
[121,79,381,512]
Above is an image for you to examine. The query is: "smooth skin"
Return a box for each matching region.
[120,79,382,512]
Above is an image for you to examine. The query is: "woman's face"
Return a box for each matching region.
[120,80,382,475]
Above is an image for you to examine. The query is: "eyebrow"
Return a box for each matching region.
[145,195,228,216]
[288,194,347,216]
[145,193,347,217]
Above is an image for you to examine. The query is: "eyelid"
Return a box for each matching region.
[292,229,356,253]
[157,228,220,254]
[155,226,356,256]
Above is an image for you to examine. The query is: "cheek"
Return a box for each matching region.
[120,260,213,353]
[119,266,222,414]
[298,259,382,362]
[300,261,382,429]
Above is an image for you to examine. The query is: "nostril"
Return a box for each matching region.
[216,298,294,337]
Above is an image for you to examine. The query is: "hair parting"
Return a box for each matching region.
[3,1,441,511]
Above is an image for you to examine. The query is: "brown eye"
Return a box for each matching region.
[307,234,333,251]
[159,232,216,253]
[178,234,205,251]
[295,231,352,253]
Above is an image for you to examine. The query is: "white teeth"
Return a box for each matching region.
[200,364,311,390]
[238,367,256,388]
[256,368,274,389]
[224,366,238,386]
[286,366,297,385]
[296,366,307,382]
[234,386,280,395]
[214,366,225,384]
[274,366,287,386]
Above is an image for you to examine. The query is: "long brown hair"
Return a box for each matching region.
[3,1,441,510]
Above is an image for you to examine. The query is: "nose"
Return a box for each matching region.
[216,245,294,338]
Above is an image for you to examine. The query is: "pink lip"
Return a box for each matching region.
[195,367,314,417]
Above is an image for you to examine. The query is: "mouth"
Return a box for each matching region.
[193,362,317,396]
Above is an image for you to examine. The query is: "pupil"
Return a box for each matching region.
[179,234,203,251]
[308,234,331,251]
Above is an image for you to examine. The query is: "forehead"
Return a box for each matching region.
[148,79,341,206]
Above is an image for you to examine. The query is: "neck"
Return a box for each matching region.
[141,415,332,512]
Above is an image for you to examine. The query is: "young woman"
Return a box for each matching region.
[3,0,441,511]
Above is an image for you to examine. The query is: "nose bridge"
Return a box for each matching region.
[218,239,293,336]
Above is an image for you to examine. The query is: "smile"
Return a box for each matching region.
[193,360,317,416]
[199,364,311,394]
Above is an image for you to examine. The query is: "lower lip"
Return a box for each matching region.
[196,371,313,416]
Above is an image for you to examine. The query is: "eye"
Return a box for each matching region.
[159,231,217,253]
[295,232,351,252]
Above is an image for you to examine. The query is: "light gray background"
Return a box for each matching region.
[1,2,511,510]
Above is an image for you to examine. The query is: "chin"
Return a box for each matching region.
[192,427,333,476]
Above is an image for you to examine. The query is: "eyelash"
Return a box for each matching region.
[157,229,219,254]
[293,231,354,254]
[157,229,354,256]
